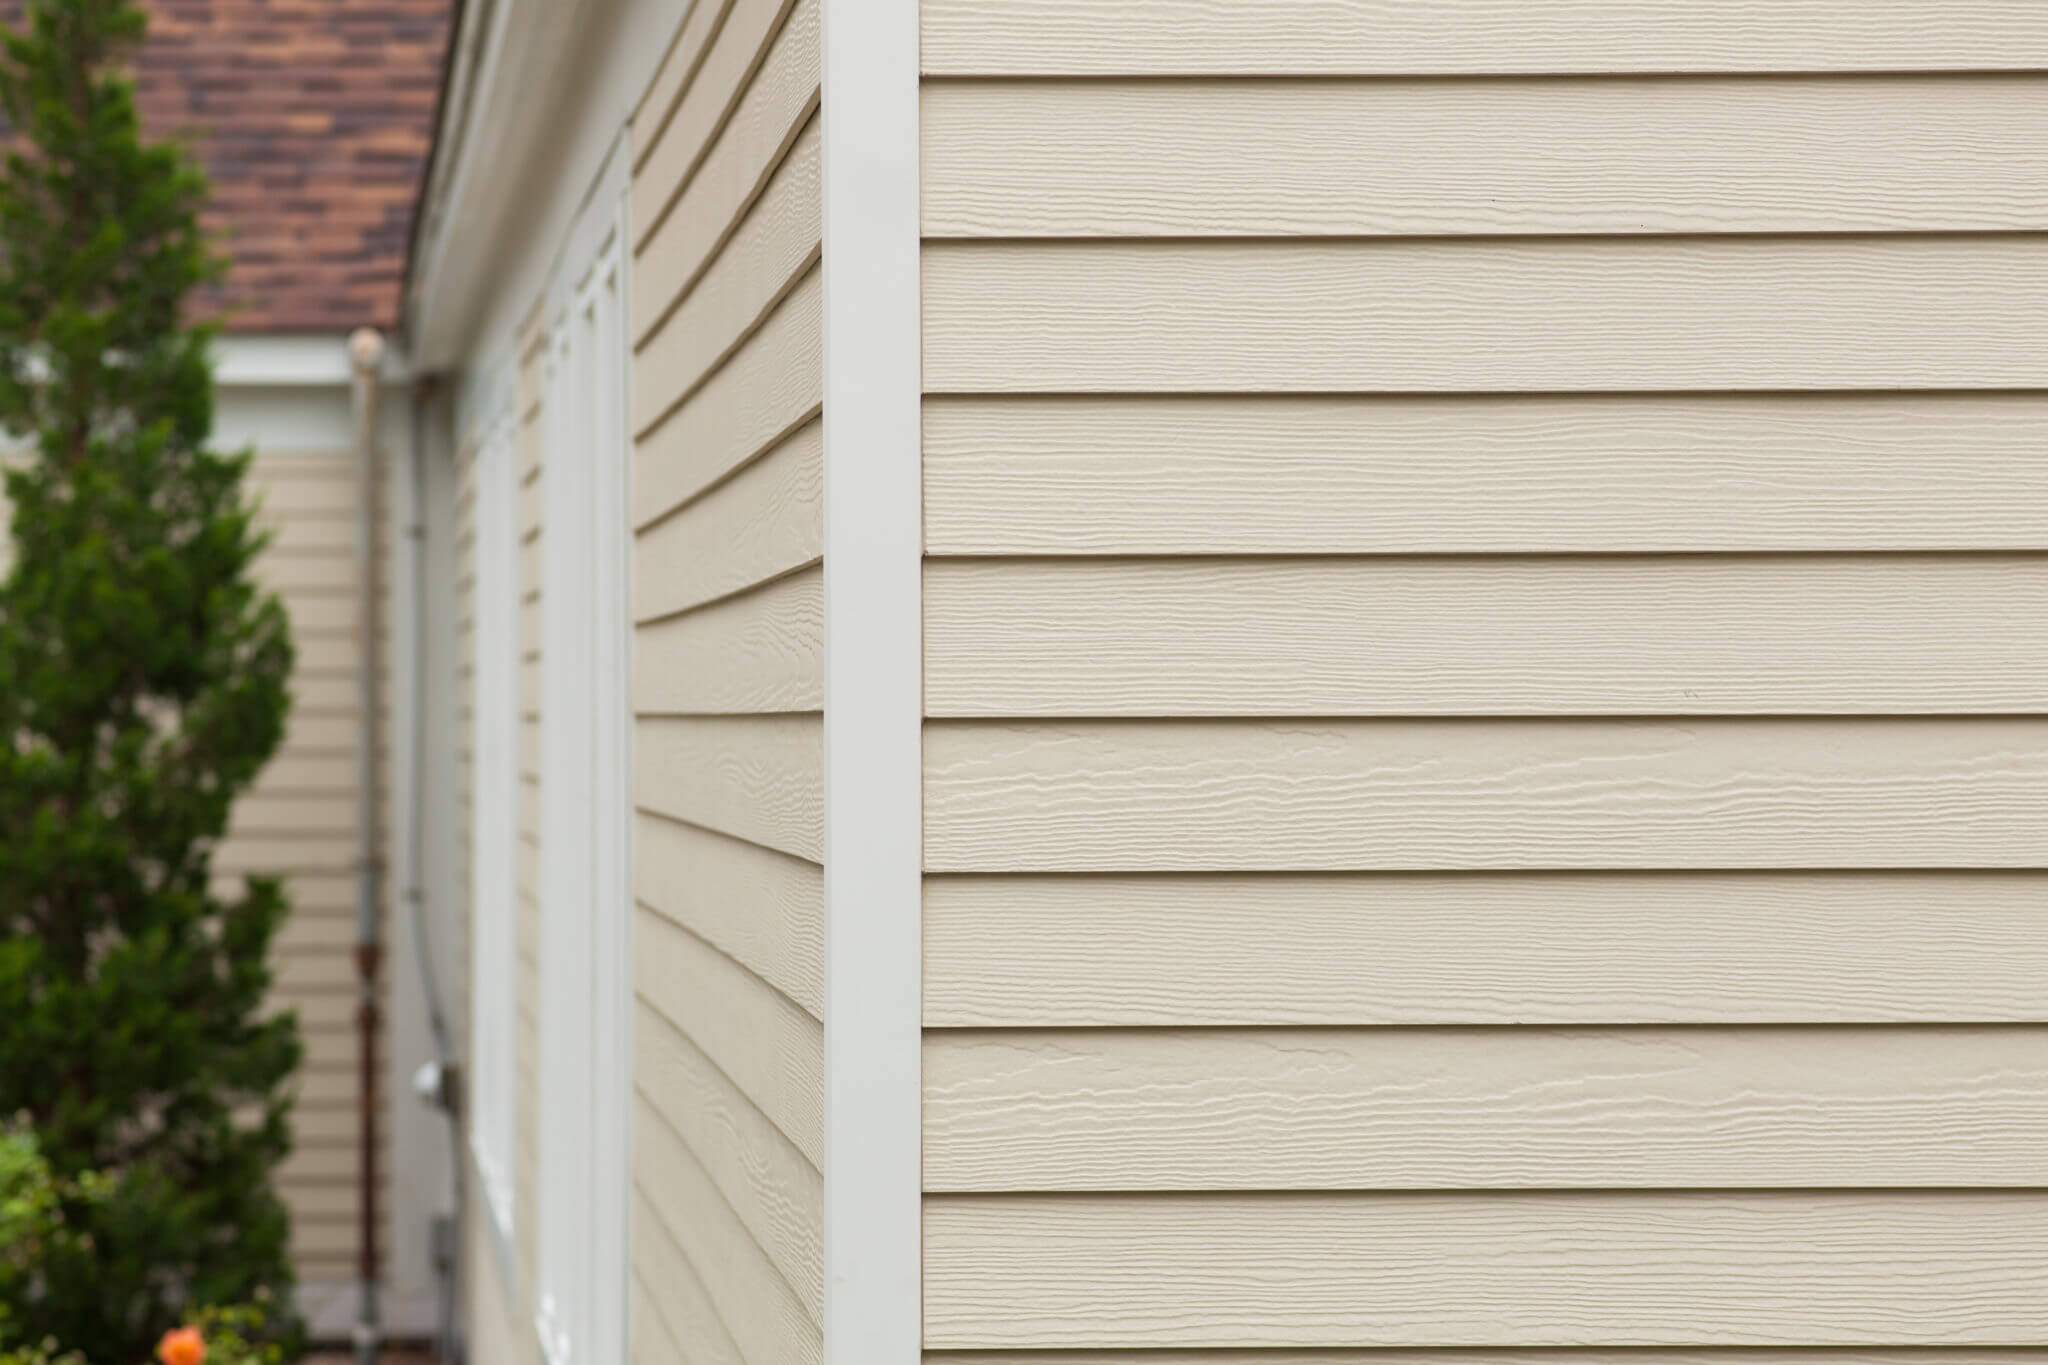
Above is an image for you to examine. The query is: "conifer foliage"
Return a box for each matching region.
[0,1,302,1358]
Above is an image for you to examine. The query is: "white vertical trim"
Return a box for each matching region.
[468,405,521,1288]
[822,0,922,1361]
[534,166,633,1365]
[583,212,634,1365]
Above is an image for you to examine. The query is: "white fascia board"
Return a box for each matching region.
[821,0,921,1361]
[212,334,413,388]
[407,0,681,371]
[406,0,593,366]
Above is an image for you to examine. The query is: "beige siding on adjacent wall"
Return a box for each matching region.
[224,453,390,1279]
[920,6,2048,1361]
[628,0,823,1361]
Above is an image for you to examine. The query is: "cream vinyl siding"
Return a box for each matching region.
[628,0,823,1359]
[221,453,389,1279]
[919,6,2048,1360]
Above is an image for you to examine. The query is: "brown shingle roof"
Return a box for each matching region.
[0,1,453,332]
[140,0,452,332]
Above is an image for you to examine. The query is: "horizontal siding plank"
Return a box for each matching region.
[634,266,820,527]
[633,1225,748,1365]
[922,237,2048,393]
[246,751,358,792]
[924,1026,2048,1190]
[633,0,797,246]
[635,813,823,1017]
[925,77,2048,238]
[258,513,355,555]
[214,836,356,877]
[923,1191,2048,1348]
[633,0,819,351]
[924,719,2048,871]
[924,870,2048,1026]
[629,1275,693,1365]
[920,0,2048,75]
[635,909,822,1163]
[226,792,355,838]
[635,714,822,860]
[636,116,820,429]
[925,556,2048,716]
[635,419,820,623]
[635,566,823,716]
[258,556,355,595]
[630,0,734,171]
[638,999,822,1321]
[923,393,2048,555]
[635,1101,820,1365]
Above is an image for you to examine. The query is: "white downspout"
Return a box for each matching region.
[347,327,387,1365]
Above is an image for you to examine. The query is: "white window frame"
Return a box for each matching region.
[467,401,521,1273]
[535,188,633,1365]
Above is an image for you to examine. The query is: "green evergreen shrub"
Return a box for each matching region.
[0,2,303,1359]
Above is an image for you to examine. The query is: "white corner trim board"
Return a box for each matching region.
[821,0,921,1359]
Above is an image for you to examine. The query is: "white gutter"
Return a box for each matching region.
[404,0,603,367]
[211,334,411,388]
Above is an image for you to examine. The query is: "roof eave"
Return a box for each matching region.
[402,0,607,368]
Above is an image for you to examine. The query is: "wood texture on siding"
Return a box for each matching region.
[922,237,2048,393]
[917,4,2048,1356]
[924,1026,2048,1190]
[632,0,819,355]
[634,1222,748,1365]
[630,1278,690,1365]
[635,908,822,1166]
[923,1193,2048,1349]
[630,0,735,174]
[925,78,2048,237]
[923,871,2048,1027]
[634,565,822,716]
[635,813,822,1018]
[923,394,2048,555]
[634,265,820,528]
[925,556,2048,717]
[632,0,799,249]
[638,998,823,1319]
[921,0,2048,75]
[636,114,820,432]
[635,418,820,623]
[926,719,2048,872]
[634,715,822,861]
[635,1100,821,1365]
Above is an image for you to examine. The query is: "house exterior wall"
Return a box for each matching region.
[626,0,824,1362]
[917,3,2048,1358]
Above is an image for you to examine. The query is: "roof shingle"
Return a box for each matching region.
[0,0,453,332]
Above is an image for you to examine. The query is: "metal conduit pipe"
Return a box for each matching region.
[348,327,387,1365]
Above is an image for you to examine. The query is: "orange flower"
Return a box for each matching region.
[157,1326,206,1365]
